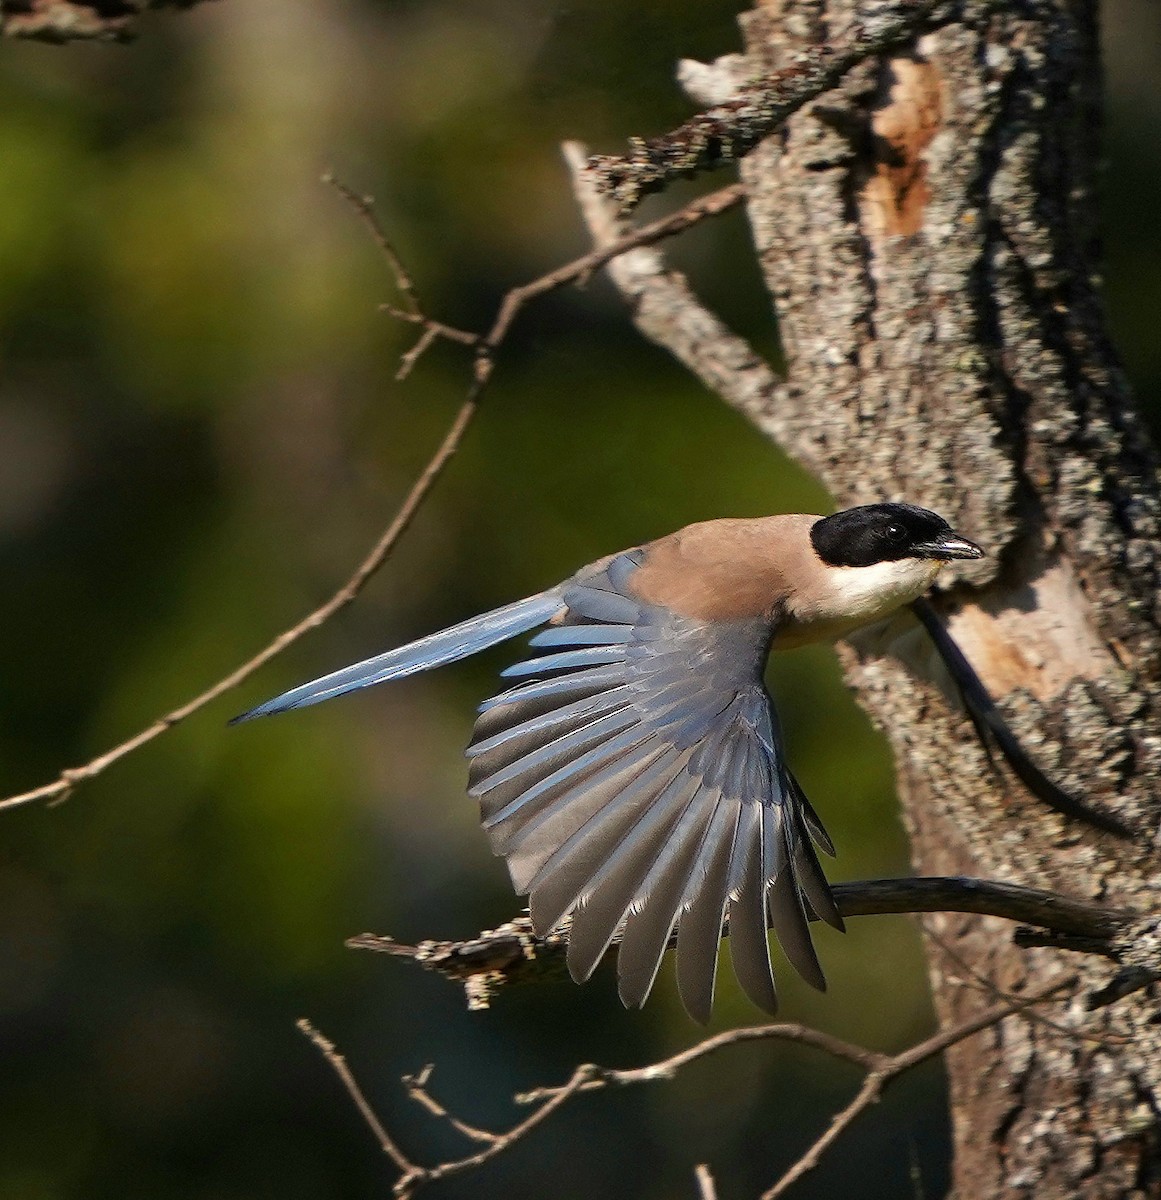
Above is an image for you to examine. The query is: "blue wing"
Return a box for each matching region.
[466,551,842,1022]
[231,589,564,723]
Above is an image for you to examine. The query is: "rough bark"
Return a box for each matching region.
[600,0,1161,1195]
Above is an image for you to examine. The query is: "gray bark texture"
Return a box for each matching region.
[593,0,1161,1195]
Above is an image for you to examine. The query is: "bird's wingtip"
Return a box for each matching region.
[227,699,281,726]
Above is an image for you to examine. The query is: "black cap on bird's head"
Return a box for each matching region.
[810,503,985,569]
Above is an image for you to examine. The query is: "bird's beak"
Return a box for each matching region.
[918,531,986,561]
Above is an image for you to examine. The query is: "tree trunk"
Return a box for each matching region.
[615,0,1161,1194]
[737,1,1161,1194]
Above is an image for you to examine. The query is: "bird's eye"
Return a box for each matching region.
[885,523,906,542]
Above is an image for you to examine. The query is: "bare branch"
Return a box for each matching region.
[381,305,481,383]
[760,976,1076,1199]
[380,307,479,346]
[324,174,424,314]
[299,974,1077,1200]
[402,1064,499,1147]
[585,0,946,211]
[0,394,479,814]
[515,1022,885,1106]
[1,175,741,816]
[482,180,747,351]
[297,1018,416,1178]
[346,876,1134,1010]
[393,1065,605,1197]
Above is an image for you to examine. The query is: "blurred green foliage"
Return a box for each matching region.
[0,2,1157,1198]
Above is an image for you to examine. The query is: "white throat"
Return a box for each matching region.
[776,558,943,648]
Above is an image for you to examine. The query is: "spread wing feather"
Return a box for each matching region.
[615,780,721,1009]
[727,799,779,1014]
[239,548,841,1020]
[674,795,739,1023]
[467,552,840,1021]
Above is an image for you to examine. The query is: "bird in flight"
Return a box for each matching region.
[232,503,1092,1021]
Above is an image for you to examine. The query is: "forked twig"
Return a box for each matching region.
[299,976,1077,1200]
[402,1064,499,1147]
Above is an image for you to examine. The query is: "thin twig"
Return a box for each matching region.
[297,1018,416,1177]
[378,309,481,382]
[397,1064,605,1195]
[481,182,746,350]
[515,1022,884,1106]
[395,326,441,382]
[0,395,478,814]
[402,1064,499,1147]
[759,976,1077,1199]
[324,173,423,312]
[380,306,479,345]
[383,181,746,371]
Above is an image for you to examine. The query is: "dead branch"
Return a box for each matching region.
[0,394,479,814]
[401,1064,499,1148]
[585,0,946,211]
[297,1018,416,1179]
[761,976,1076,1199]
[561,139,811,470]
[345,875,1135,1010]
[299,975,1076,1200]
[0,176,742,816]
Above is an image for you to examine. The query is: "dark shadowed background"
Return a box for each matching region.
[1,2,1158,1197]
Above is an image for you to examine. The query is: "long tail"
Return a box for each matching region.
[232,588,565,723]
[909,598,1133,839]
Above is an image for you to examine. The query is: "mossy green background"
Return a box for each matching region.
[0,2,1157,1197]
